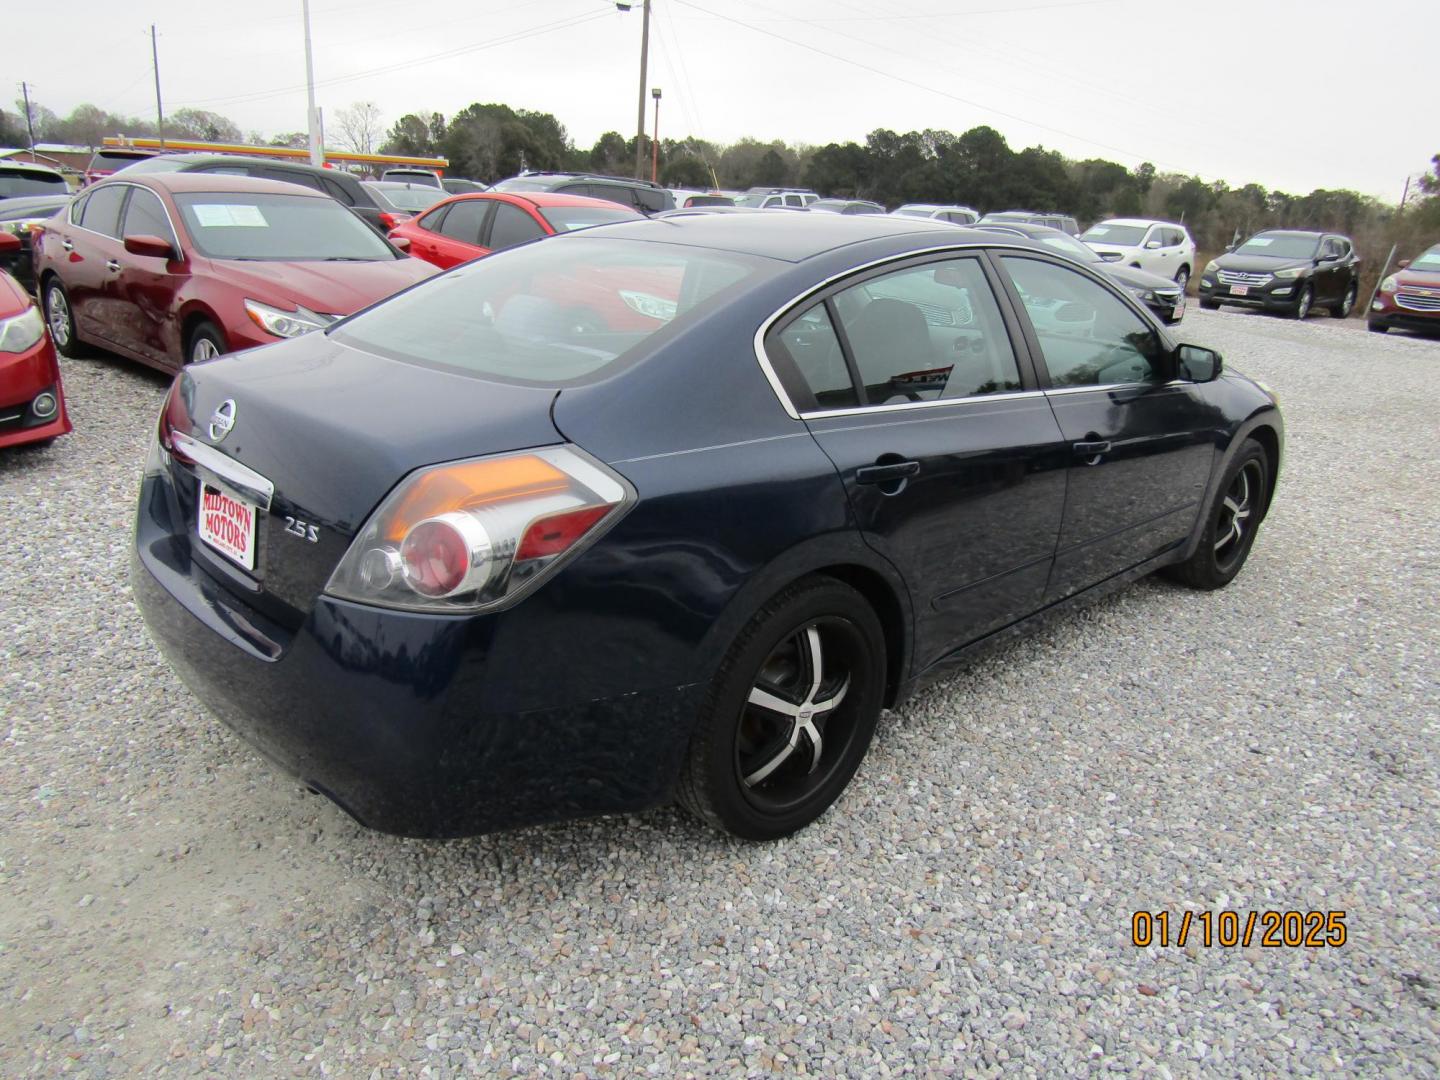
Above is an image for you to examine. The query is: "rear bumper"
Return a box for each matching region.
[131,465,701,837]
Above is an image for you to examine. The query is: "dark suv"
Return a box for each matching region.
[119,154,390,233]
[489,172,674,215]
[1198,230,1359,319]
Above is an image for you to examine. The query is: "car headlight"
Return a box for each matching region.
[618,290,677,321]
[1273,267,1308,280]
[0,304,45,354]
[243,299,333,339]
[1204,260,1219,274]
[1130,287,1156,302]
[1380,274,1398,293]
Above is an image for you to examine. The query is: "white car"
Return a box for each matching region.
[1080,218,1196,289]
[890,203,980,225]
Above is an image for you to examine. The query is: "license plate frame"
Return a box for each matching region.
[197,481,258,571]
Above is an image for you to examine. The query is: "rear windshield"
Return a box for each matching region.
[1081,223,1148,246]
[1235,234,1319,259]
[117,156,189,174]
[537,205,636,232]
[332,236,766,385]
[370,185,447,211]
[681,195,732,208]
[490,178,551,192]
[0,197,70,221]
[0,169,68,196]
[893,207,937,218]
[172,191,398,261]
[90,152,150,171]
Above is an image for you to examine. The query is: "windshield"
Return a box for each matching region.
[1081,223,1148,247]
[1235,233,1320,259]
[333,236,765,385]
[537,205,636,232]
[731,194,770,207]
[1408,246,1440,272]
[0,170,68,197]
[893,207,937,218]
[491,178,551,192]
[1039,234,1102,262]
[172,191,398,261]
[369,186,447,212]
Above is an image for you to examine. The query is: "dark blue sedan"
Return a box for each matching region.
[132,213,1283,840]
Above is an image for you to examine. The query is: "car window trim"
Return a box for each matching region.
[755,243,1048,420]
[120,184,182,251]
[72,181,182,249]
[990,250,1175,391]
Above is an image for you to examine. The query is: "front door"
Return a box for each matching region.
[765,252,1069,670]
[995,254,1221,600]
[115,184,186,367]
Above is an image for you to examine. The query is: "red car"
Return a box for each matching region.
[34,173,436,371]
[389,191,641,271]
[0,233,70,448]
[1369,243,1440,335]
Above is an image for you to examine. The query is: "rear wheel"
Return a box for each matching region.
[1293,286,1313,320]
[676,576,886,840]
[1331,283,1356,319]
[1163,439,1269,591]
[1173,267,1190,293]
[43,279,86,358]
[187,321,226,364]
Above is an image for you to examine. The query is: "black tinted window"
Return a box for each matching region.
[487,202,545,250]
[262,168,323,191]
[121,187,175,245]
[0,169,68,197]
[833,258,1021,403]
[80,185,128,238]
[772,304,858,411]
[321,177,355,205]
[438,199,490,245]
[1002,256,1162,388]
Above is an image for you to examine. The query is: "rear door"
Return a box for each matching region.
[995,253,1218,600]
[482,201,546,253]
[430,198,494,267]
[64,183,130,345]
[765,250,1069,668]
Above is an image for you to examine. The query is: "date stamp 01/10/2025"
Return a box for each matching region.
[1131,910,1348,949]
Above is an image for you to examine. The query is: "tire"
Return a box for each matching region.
[187,321,227,364]
[1163,439,1270,591]
[1173,267,1190,293]
[1293,285,1313,320]
[1367,321,1389,334]
[1331,283,1356,319]
[676,576,886,840]
[1200,297,1220,310]
[43,279,86,359]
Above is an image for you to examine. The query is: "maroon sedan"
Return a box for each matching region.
[0,233,70,448]
[34,173,436,371]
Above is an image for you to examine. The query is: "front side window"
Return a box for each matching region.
[333,237,763,385]
[172,191,398,261]
[121,187,176,246]
[487,202,546,251]
[1001,256,1162,388]
[437,199,490,245]
[80,184,128,238]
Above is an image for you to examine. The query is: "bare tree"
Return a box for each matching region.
[334,101,383,156]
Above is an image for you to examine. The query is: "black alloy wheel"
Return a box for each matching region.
[1163,439,1269,591]
[1332,283,1356,319]
[677,576,885,840]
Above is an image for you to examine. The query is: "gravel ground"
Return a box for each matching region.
[2,309,1437,1077]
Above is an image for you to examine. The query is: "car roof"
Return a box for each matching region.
[123,172,331,197]
[1093,217,1176,228]
[0,161,65,176]
[1253,229,1326,239]
[975,221,1064,239]
[572,211,993,263]
[363,180,436,190]
[442,191,639,211]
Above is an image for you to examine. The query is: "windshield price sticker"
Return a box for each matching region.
[193,204,270,228]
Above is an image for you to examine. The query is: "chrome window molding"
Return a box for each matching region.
[799,388,1045,421]
[68,180,182,251]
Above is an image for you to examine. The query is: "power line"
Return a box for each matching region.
[670,0,1178,168]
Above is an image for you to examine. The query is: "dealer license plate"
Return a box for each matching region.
[1230,285,1250,296]
[198,482,257,570]
[1172,297,1185,318]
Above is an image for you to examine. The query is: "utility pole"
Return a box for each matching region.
[150,26,166,149]
[633,0,651,179]
[302,0,323,167]
[19,82,36,153]
[1398,175,1412,212]
[651,87,661,183]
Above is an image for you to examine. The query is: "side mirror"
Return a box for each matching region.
[1176,343,1222,383]
[1144,240,1162,250]
[123,234,176,260]
[389,235,411,252]
[1224,243,1236,253]
[1398,258,1411,269]
[0,232,20,254]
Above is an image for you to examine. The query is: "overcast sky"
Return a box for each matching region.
[22,0,1437,200]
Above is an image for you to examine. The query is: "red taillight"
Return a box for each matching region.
[400,519,469,597]
[378,211,411,231]
[159,381,193,462]
[516,505,611,561]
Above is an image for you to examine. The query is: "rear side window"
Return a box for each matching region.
[321,176,355,205]
[438,199,491,245]
[769,305,859,411]
[487,203,545,251]
[80,185,128,238]
[263,168,323,192]
[333,237,763,386]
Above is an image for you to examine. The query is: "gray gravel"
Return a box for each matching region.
[2,310,1438,1077]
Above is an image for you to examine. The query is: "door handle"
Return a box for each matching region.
[856,460,920,485]
[105,260,121,272]
[61,240,74,252]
